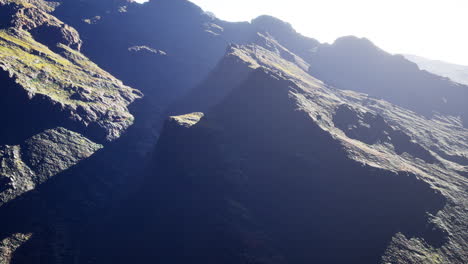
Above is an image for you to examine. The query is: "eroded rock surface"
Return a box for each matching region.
[0,1,466,264]
[0,233,32,264]
[308,36,468,127]
[0,2,140,260]
[120,44,467,264]
[0,128,102,207]
[0,1,142,143]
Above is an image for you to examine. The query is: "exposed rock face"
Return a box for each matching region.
[0,0,466,264]
[333,104,437,163]
[168,112,204,128]
[251,15,320,62]
[0,128,102,207]
[0,233,32,264]
[21,128,102,180]
[45,0,322,142]
[36,0,240,162]
[0,0,81,51]
[0,2,140,260]
[308,36,468,127]
[0,1,242,262]
[116,44,467,263]
[128,45,166,56]
[0,1,142,143]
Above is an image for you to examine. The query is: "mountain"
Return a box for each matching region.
[308,37,468,127]
[108,40,466,264]
[404,54,468,86]
[0,0,466,263]
[0,0,141,206]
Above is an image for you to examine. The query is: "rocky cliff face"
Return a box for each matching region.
[0,0,466,263]
[120,44,466,264]
[0,0,142,261]
[0,0,143,202]
[0,4,141,140]
[308,36,468,127]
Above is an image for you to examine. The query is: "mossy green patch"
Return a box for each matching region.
[0,29,131,104]
[0,25,142,141]
[0,0,55,12]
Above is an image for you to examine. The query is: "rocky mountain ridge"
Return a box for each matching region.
[139,43,466,263]
[0,0,141,213]
[0,0,466,263]
[404,54,468,86]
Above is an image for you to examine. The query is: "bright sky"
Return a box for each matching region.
[135,0,468,65]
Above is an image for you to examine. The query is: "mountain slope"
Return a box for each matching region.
[0,0,466,263]
[0,0,143,261]
[404,54,468,86]
[0,1,141,143]
[0,0,141,207]
[101,43,467,263]
[308,36,468,127]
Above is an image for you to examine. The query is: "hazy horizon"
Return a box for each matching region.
[135,0,468,66]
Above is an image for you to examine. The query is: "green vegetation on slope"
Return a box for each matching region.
[0,0,143,141]
[0,29,136,105]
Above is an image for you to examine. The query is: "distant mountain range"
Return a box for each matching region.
[405,54,468,86]
[0,0,466,263]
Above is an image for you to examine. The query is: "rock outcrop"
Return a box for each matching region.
[120,44,467,263]
[0,0,82,51]
[308,36,468,127]
[0,13,142,142]
[0,0,466,264]
[0,0,140,246]
[0,233,32,264]
[0,128,102,207]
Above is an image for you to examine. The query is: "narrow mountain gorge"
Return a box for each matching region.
[0,0,466,263]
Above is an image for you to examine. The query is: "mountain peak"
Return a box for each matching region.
[251,15,295,32]
[330,35,382,53]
